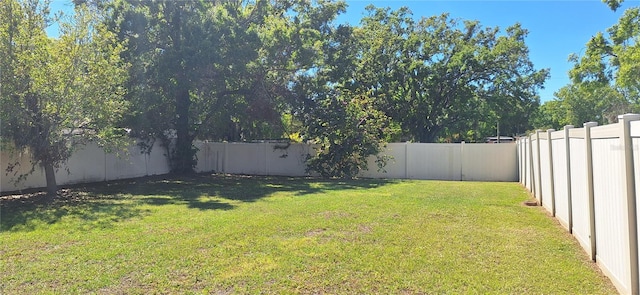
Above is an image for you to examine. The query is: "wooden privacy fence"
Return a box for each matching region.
[518,114,640,295]
[1,142,517,193]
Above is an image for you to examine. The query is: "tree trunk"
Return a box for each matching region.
[174,84,193,174]
[44,161,57,201]
[170,4,194,174]
[418,126,441,143]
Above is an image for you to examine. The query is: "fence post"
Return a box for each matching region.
[460,141,464,181]
[518,139,524,184]
[547,129,556,216]
[264,142,269,176]
[529,133,537,198]
[620,114,640,295]
[223,142,228,174]
[405,142,409,179]
[104,146,108,181]
[564,125,574,233]
[584,122,598,262]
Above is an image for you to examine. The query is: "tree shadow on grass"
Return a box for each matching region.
[75,173,396,207]
[0,189,149,232]
[0,173,396,232]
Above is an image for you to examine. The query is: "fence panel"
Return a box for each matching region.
[522,138,531,190]
[461,143,517,181]
[359,143,408,179]
[539,134,553,213]
[265,143,310,177]
[568,136,592,255]
[592,136,632,294]
[516,115,640,294]
[531,136,541,202]
[2,141,517,192]
[223,143,265,175]
[551,134,570,229]
[145,140,170,176]
[520,139,528,187]
[194,141,216,173]
[56,142,106,185]
[518,139,523,184]
[1,149,46,191]
[106,144,147,181]
[406,143,461,180]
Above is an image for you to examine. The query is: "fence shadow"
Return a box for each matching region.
[0,173,396,232]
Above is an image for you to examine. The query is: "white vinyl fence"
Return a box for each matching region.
[195,142,517,181]
[2,141,517,193]
[1,140,171,193]
[518,114,640,295]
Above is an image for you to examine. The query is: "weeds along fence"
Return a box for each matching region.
[518,114,640,295]
[1,141,517,193]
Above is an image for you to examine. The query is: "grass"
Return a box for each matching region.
[1,174,616,294]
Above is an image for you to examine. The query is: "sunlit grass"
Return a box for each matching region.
[1,175,615,294]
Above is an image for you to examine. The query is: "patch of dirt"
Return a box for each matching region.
[305,228,327,237]
[0,191,50,206]
[357,224,373,234]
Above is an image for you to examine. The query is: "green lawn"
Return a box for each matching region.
[1,175,615,294]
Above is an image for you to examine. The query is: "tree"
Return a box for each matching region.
[534,83,629,130]
[0,0,129,198]
[289,20,397,178]
[531,100,566,131]
[111,0,344,173]
[110,0,226,173]
[603,0,625,11]
[540,6,640,130]
[298,6,547,177]
[304,89,392,178]
[351,7,548,142]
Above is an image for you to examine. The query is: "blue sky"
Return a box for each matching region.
[48,0,636,103]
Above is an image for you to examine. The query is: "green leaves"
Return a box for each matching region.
[542,6,640,131]
[347,8,547,142]
[305,90,393,178]
[609,8,640,94]
[300,5,545,176]
[538,84,630,129]
[2,1,550,183]
[602,0,624,11]
[0,0,129,194]
[112,0,345,172]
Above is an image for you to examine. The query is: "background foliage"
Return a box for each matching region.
[0,0,129,197]
[2,0,551,184]
[533,2,639,130]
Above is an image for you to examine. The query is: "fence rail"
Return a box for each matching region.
[518,114,640,295]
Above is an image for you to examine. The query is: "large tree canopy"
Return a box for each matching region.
[294,6,547,177]
[3,0,549,185]
[345,6,548,143]
[0,0,129,198]
[110,0,344,173]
